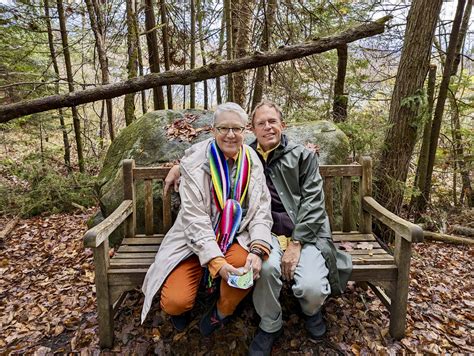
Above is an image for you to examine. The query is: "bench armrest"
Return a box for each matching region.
[84,200,133,248]
[362,196,423,243]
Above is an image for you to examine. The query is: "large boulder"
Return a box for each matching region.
[95,110,350,244]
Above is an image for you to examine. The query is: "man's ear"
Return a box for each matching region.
[281,121,287,129]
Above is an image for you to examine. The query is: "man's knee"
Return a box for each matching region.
[259,256,281,280]
[293,277,330,308]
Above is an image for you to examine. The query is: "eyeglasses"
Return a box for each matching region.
[214,126,245,135]
[254,119,280,129]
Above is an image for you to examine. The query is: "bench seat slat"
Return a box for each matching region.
[122,237,164,245]
[351,255,394,265]
[350,264,397,281]
[332,233,375,242]
[117,245,159,253]
[114,252,157,259]
[108,269,148,286]
[110,258,155,269]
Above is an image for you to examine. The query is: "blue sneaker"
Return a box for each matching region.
[199,304,229,336]
[170,312,190,332]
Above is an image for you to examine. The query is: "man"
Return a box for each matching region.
[141,102,273,337]
[164,100,352,354]
[248,100,352,355]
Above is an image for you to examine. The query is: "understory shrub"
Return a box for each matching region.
[0,155,97,217]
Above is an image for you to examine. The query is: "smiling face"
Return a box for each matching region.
[251,105,285,152]
[212,111,245,158]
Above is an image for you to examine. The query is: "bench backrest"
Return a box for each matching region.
[320,156,372,233]
[122,157,373,237]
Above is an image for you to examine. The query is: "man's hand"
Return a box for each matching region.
[164,165,181,196]
[281,241,302,281]
[218,263,243,282]
[244,253,263,280]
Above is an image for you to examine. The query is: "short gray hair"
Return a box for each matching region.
[213,102,248,126]
[250,100,283,126]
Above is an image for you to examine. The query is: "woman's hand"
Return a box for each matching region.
[218,263,243,282]
[244,253,262,280]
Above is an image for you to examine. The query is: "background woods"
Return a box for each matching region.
[0,0,473,353]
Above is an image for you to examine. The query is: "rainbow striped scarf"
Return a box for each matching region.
[209,140,251,253]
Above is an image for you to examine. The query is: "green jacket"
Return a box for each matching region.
[251,135,352,296]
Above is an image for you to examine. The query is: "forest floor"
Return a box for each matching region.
[0,209,473,355]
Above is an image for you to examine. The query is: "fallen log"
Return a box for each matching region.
[452,224,474,237]
[0,17,391,123]
[424,231,474,245]
[0,217,20,244]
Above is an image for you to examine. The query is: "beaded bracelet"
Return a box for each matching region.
[250,247,265,260]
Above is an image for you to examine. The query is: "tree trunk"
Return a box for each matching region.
[136,21,148,115]
[84,0,115,141]
[44,0,71,171]
[232,0,256,107]
[216,11,226,105]
[125,0,138,126]
[56,0,84,172]
[197,0,208,110]
[332,44,348,123]
[0,17,390,122]
[450,1,473,207]
[251,0,276,110]
[374,0,442,215]
[410,64,436,220]
[144,0,165,110]
[424,0,468,209]
[224,0,234,102]
[190,0,196,108]
[160,0,173,109]
[136,0,148,115]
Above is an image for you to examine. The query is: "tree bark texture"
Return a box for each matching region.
[410,64,436,220]
[144,0,165,110]
[224,0,234,102]
[124,0,138,126]
[0,17,390,122]
[424,0,467,208]
[44,0,71,171]
[374,0,442,215]
[84,0,115,141]
[332,44,348,123]
[451,1,473,207]
[160,0,173,109]
[136,19,148,115]
[216,11,226,105]
[56,0,84,172]
[232,0,256,107]
[197,0,208,110]
[190,0,196,108]
[251,0,276,111]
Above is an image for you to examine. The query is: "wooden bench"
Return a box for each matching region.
[83,157,423,348]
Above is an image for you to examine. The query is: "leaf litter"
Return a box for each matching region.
[0,211,472,354]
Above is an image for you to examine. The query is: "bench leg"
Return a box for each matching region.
[389,235,411,340]
[94,244,114,348]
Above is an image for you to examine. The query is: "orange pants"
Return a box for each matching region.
[160,243,249,316]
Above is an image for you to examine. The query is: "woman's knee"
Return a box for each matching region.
[160,290,195,315]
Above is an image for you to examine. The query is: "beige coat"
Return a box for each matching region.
[141,139,273,322]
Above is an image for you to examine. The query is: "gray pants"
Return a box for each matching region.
[253,236,331,332]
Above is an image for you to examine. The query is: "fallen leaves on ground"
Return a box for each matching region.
[165,113,211,142]
[0,211,473,354]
